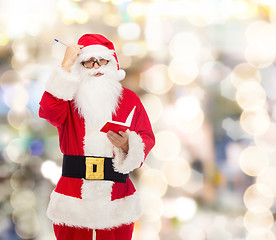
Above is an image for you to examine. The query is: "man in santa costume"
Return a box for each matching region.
[39,34,155,240]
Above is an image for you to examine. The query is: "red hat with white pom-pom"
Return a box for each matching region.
[77,34,126,81]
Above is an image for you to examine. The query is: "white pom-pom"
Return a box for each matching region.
[117,69,126,81]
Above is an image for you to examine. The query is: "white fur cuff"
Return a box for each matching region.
[47,190,141,229]
[113,131,145,174]
[46,66,80,101]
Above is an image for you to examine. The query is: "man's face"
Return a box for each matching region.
[81,57,109,77]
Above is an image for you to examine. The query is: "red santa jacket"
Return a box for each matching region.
[39,67,155,230]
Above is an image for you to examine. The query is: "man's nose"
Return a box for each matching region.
[93,62,100,69]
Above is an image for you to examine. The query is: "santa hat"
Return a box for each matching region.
[77,34,126,81]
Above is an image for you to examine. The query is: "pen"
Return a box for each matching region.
[54,39,68,46]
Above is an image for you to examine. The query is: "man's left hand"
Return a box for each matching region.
[107,131,129,153]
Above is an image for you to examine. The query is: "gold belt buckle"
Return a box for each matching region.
[85,157,104,180]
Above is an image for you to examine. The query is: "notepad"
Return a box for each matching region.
[100,106,136,134]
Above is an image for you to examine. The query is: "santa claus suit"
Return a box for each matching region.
[39,34,155,240]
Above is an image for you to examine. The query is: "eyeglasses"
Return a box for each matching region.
[81,58,109,69]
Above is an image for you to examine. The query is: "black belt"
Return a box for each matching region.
[62,155,129,183]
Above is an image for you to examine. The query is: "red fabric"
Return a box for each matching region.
[113,89,155,162]
[96,223,134,240]
[39,91,85,155]
[53,223,134,240]
[39,87,155,229]
[54,224,92,240]
[39,91,85,199]
[40,88,153,200]
[39,88,155,160]
[54,176,83,199]
[111,178,136,201]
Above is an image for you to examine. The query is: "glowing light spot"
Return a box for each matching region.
[12,208,40,239]
[254,0,276,7]
[10,170,35,190]
[0,70,20,85]
[102,14,121,27]
[127,1,146,19]
[240,109,270,136]
[41,160,61,185]
[0,33,9,46]
[169,32,201,59]
[245,21,276,47]
[175,197,197,221]
[76,11,89,24]
[174,96,204,133]
[3,84,29,111]
[169,57,199,85]
[231,63,261,89]
[144,17,168,51]
[269,5,276,23]
[111,0,129,5]
[61,4,89,24]
[257,167,276,196]
[118,22,141,41]
[152,131,181,161]
[140,64,173,95]
[140,94,163,123]
[245,43,275,69]
[239,146,269,177]
[254,123,276,152]
[246,229,276,240]
[244,21,276,68]
[140,190,164,221]
[186,1,216,26]
[232,1,258,19]
[139,169,168,197]
[176,96,200,120]
[10,190,36,209]
[2,0,56,37]
[122,42,147,57]
[243,184,274,211]
[162,157,191,187]
[163,197,197,221]
[7,109,32,129]
[5,139,25,163]
[244,208,274,231]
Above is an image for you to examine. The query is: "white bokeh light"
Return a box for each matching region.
[41,160,61,185]
[152,131,181,161]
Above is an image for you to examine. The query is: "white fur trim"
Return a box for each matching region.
[113,131,145,174]
[46,66,80,101]
[81,178,113,199]
[74,70,123,128]
[118,69,126,81]
[84,125,113,157]
[79,45,115,62]
[47,188,141,229]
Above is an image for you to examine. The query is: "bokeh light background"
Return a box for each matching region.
[1,0,276,239]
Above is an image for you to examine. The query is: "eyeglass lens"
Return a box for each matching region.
[83,59,108,68]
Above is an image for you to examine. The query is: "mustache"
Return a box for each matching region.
[84,68,104,77]
[78,64,118,81]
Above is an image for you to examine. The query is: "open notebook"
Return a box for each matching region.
[100,106,136,134]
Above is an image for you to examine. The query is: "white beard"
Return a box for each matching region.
[74,63,123,130]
